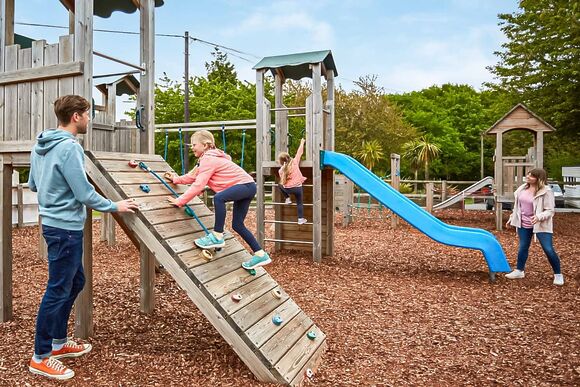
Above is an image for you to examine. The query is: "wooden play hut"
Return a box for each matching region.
[485,103,556,230]
[0,0,158,331]
[253,50,337,262]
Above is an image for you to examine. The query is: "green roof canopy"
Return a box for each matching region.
[253,50,337,80]
[15,33,34,49]
[59,0,164,18]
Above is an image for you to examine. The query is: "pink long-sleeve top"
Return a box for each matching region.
[278,141,307,188]
[173,149,254,207]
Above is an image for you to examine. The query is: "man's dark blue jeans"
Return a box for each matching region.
[34,225,85,358]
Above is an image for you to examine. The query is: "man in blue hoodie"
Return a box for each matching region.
[27,95,138,380]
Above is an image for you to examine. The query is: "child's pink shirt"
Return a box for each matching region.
[279,141,307,188]
[173,149,254,207]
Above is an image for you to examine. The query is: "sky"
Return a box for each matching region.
[14,0,519,100]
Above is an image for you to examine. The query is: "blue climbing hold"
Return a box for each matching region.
[139,184,150,193]
[272,315,283,326]
[306,331,317,340]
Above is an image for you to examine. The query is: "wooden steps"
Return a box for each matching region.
[84,151,326,386]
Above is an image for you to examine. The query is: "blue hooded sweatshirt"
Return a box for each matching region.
[28,129,117,231]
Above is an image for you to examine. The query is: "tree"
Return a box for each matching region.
[402,136,440,180]
[354,140,385,171]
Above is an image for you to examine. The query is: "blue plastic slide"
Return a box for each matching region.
[321,151,511,273]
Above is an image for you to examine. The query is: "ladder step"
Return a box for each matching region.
[262,183,314,187]
[269,202,313,206]
[264,238,314,245]
[264,220,313,225]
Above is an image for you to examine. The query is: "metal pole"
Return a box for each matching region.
[183,31,190,172]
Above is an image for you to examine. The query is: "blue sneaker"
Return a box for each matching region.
[242,252,272,270]
[194,233,225,249]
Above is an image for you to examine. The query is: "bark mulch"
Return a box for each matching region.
[0,209,578,386]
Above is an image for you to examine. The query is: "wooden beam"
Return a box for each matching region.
[74,0,93,150]
[0,141,35,153]
[140,244,155,313]
[131,0,141,8]
[74,209,93,338]
[139,0,155,154]
[0,61,84,86]
[0,155,13,321]
[256,69,266,248]
[3,0,14,46]
[311,63,323,263]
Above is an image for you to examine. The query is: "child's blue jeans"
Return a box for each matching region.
[34,225,85,358]
[278,185,304,219]
[516,227,561,274]
[213,182,261,252]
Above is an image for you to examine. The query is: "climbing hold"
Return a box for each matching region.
[231,293,242,302]
[271,289,282,299]
[139,184,150,193]
[306,331,317,340]
[201,249,213,260]
[272,315,283,326]
[128,160,138,168]
[184,207,194,217]
[306,369,314,378]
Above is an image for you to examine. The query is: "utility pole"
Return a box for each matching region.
[183,31,190,172]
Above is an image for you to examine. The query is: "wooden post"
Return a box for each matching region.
[274,71,286,252]
[390,153,400,228]
[311,63,323,263]
[16,183,23,227]
[139,0,155,155]
[536,131,543,169]
[426,182,434,213]
[0,155,13,321]
[441,180,447,202]
[100,212,116,246]
[73,0,93,150]
[325,69,335,151]
[140,243,155,313]
[255,69,266,247]
[495,133,503,230]
[2,0,14,46]
[75,209,93,338]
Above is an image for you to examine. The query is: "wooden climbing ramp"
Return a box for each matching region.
[84,151,326,386]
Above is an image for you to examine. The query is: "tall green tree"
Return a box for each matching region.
[402,136,440,180]
[354,139,385,171]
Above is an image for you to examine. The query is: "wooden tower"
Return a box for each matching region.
[485,103,556,230]
[254,50,337,262]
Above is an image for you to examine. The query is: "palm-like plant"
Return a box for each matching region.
[403,136,440,180]
[354,140,384,171]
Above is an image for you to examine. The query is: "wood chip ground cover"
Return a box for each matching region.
[1,209,578,386]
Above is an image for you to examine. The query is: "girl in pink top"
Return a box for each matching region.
[166,130,271,270]
[277,138,307,224]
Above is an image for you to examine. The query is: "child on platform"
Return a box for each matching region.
[165,130,271,270]
[277,138,307,224]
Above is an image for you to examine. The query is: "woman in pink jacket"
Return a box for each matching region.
[277,138,307,224]
[505,168,563,285]
[166,130,271,270]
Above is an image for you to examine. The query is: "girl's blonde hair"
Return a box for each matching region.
[526,168,547,192]
[278,152,292,185]
[191,130,216,150]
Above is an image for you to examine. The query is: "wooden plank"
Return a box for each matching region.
[118,183,188,198]
[144,205,213,225]
[139,0,156,154]
[190,249,250,284]
[153,216,217,239]
[289,339,327,387]
[17,47,32,141]
[43,43,59,130]
[0,156,13,321]
[204,267,267,299]
[92,150,163,162]
[246,298,301,348]
[260,312,313,364]
[4,44,18,141]
[99,159,168,172]
[30,39,45,137]
[58,35,74,96]
[166,231,234,255]
[16,183,23,227]
[231,285,289,331]
[178,238,244,269]
[0,61,83,86]
[109,171,177,185]
[218,274,278,315]
[275,324,326,383]
[134,194,201,211]
[73,0,93,150]
[83,154,280,384]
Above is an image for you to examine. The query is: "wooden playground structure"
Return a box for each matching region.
[0,1,332,385]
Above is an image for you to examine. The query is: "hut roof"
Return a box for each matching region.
[59,0,164,18]
[253,50,337,80]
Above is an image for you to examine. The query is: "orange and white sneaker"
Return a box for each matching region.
[51,340,92,359]
[29,357,74,380]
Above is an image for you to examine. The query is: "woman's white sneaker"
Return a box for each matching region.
[553,274,564,286]
[505,269,525,279]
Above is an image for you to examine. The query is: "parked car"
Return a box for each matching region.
[548,182,565,208]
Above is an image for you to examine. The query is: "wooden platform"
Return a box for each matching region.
[85,151,326,386]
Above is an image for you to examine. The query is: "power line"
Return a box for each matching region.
[15,21,259,62]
